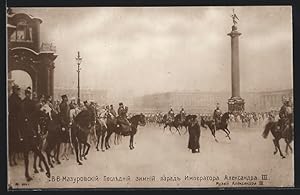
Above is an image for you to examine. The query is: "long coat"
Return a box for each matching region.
[8,93,23,147]
[59,101,70,128]
[188,121,201,150]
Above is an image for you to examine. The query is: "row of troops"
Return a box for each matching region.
[146,97,293,131]
[8,84,134,144]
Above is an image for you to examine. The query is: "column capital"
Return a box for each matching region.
[227,30,242,37]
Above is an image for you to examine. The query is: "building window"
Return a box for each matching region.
[10,19,33,42]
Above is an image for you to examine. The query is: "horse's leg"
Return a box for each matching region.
[272,139,278,155]
[210,127,218,142]
[129,135,134,150]
[163,124,167,132]
[84,142,90,158]
[33,153,39,173]
[105,131,113,150]
[45,144,54,168]
[38,156,44,172]
[175,127,181,136]
[114,133,117,145]
[184,127,188,135]
[56,143,61,164]
[96,131,100,151]
[24,150,33,182]
[79,143,83,161]
[169,126,174,134]
[285,139,293,154]
[32,147,51,179]
[101,131,106,152]
[73,136,82,165]
[225,128,231,140]
[274,138,285,158]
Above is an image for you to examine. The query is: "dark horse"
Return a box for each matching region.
[104,114,146,150]
[162,114,182,135]
[262,114,294,158]
[70,109,95,165]
[9,109,51,182]
[203,112,231,142]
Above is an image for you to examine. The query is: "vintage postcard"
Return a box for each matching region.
[7,6,294,189]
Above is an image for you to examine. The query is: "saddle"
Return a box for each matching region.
[116,117,132,134]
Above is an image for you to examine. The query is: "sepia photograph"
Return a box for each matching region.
[6,6,294,189]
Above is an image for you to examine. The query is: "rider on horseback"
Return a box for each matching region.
[180,107,186,122]
[278,96,293,134]
[98,105,108,128]
[117,102,131,129]
[213,103,222,125]
[109,105,117,118]
[168,106,175,122]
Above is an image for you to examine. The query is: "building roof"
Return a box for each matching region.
[7,12,43,24]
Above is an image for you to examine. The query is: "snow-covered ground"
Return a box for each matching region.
[8,124,294,189]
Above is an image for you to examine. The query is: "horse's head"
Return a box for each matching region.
[130,114,146,126]
[75,110,94,130]
[221,112,230,122]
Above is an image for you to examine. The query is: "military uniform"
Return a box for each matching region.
[59,98,70,143]
[180,108,186,122]
[109,106,117,118]
[8,91,23,145]
[21,95,38,137]
[117,104,130,126]
[278,102,292,132]
[213,108,222,124]
[168,108,175,121]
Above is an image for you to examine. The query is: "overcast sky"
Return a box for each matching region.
[11,6,293,99]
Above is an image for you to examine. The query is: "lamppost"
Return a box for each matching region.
[76,51,82,105]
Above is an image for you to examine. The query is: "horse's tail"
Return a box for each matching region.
[262,121,273,139]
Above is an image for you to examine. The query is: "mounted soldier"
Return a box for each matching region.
[117,102,131,128]
[109,104,117,118]
[179,107,186,122]
[98,105,108,128]
[168,107,175,122]
[213,103,223,125]
[278,96,293,134]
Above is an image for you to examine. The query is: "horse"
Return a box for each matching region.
[12,108,51,182]
[33,109,64,172]
[104,114,146,150]
[262,115,294,158]
[202,112,231,142]
[70,109,95,165]
[162,114,182,135]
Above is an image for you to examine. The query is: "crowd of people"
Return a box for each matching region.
[8,84,136,163]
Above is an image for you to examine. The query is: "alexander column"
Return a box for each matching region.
[227,9,245,113]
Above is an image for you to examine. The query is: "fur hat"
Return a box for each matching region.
[61,94,67,99]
